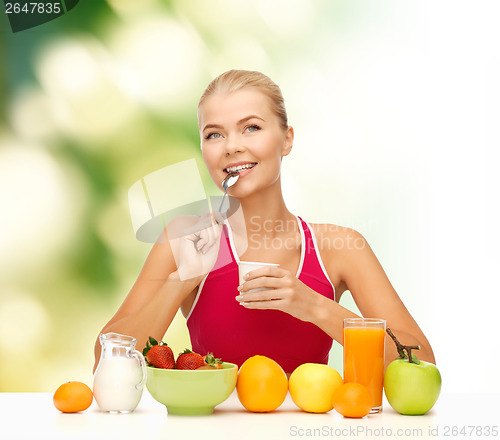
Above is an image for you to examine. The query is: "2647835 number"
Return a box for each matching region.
[5,3,62,14]
[443,425,499,437]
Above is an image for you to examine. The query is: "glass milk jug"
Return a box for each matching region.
[93,332,147,413]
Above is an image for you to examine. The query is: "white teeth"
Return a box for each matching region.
[225,163,256,173]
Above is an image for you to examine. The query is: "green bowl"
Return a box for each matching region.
[146,362,238,415]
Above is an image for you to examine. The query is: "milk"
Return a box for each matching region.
[93,357,144,413]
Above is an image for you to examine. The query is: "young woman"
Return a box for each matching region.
[94,70,435,373]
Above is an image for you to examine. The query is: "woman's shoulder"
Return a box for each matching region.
[307,221,365,242]
[301,221,367,297]
[307,221,368,255]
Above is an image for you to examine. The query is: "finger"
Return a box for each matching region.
[242,266,285,282]
[185,232,200,243]
[206,219,223,248]
[238,298,287,310]
[205,209,223,225]
[196,236,208,251]
[198,224,217,253]
[236,289,282,302]
[212,211,225,225]
[206,222,216,244]
[238,276,283,292]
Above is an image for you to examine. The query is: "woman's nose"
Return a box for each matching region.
[224,137,245,155]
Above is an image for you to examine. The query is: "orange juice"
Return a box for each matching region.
[343,325,385,412]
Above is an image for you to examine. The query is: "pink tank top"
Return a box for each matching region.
[186,216,335,373]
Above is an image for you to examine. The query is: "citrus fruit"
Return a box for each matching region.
[333,382,372,418]
[53,381,93,413]
[236,355,288,412]
[289,363,343,413]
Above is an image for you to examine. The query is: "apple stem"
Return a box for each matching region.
[386,328,421,364]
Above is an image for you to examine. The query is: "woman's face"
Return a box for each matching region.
[198,89,293,199]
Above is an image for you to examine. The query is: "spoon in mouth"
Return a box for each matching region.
[218,172,239,212]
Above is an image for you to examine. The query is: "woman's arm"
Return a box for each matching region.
[237,225,435,369]
[92,237,201,372]
[93,214,220,372]
[316,227,436,368]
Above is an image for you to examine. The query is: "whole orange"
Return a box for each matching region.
[53,381,93,413]
[333,383,372,418]
[236,355,288,412]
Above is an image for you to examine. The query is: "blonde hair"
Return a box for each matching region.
[198,70,288,130]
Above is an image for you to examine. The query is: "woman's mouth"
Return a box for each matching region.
[223,162,257,174]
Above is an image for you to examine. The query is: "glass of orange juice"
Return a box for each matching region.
[343,318,386,413]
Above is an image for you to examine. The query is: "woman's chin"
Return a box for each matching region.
[229,183,272,201]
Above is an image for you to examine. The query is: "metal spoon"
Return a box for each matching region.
[218,172,239,212]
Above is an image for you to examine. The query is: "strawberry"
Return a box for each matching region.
[143,336,175,369]
[176,349,205,370]
[203,352,223,369]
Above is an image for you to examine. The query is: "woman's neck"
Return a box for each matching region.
[226,178,296,239]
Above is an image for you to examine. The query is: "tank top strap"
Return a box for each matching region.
[296,216,336,297]
[210,223,237,272]
[296,215,315,260]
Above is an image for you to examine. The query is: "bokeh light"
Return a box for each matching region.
[35,36,138,142]
[254,0,315,36]
[10,87,57,141]
[0,139,81,273]
[109,16,203,113]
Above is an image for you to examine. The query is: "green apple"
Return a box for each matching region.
[383,329,441,415]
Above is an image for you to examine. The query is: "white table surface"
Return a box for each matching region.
[1,390,498,440]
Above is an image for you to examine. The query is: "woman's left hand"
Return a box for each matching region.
[235,265,324,323]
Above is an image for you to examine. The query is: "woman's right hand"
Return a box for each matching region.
[167,212,224,281]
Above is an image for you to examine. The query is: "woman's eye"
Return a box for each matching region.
[245,125,261,133]
[205,132,222,140]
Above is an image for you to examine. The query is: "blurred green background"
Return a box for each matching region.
[1,1,499,393]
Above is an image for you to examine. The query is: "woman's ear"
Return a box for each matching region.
[281,125,294,157]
